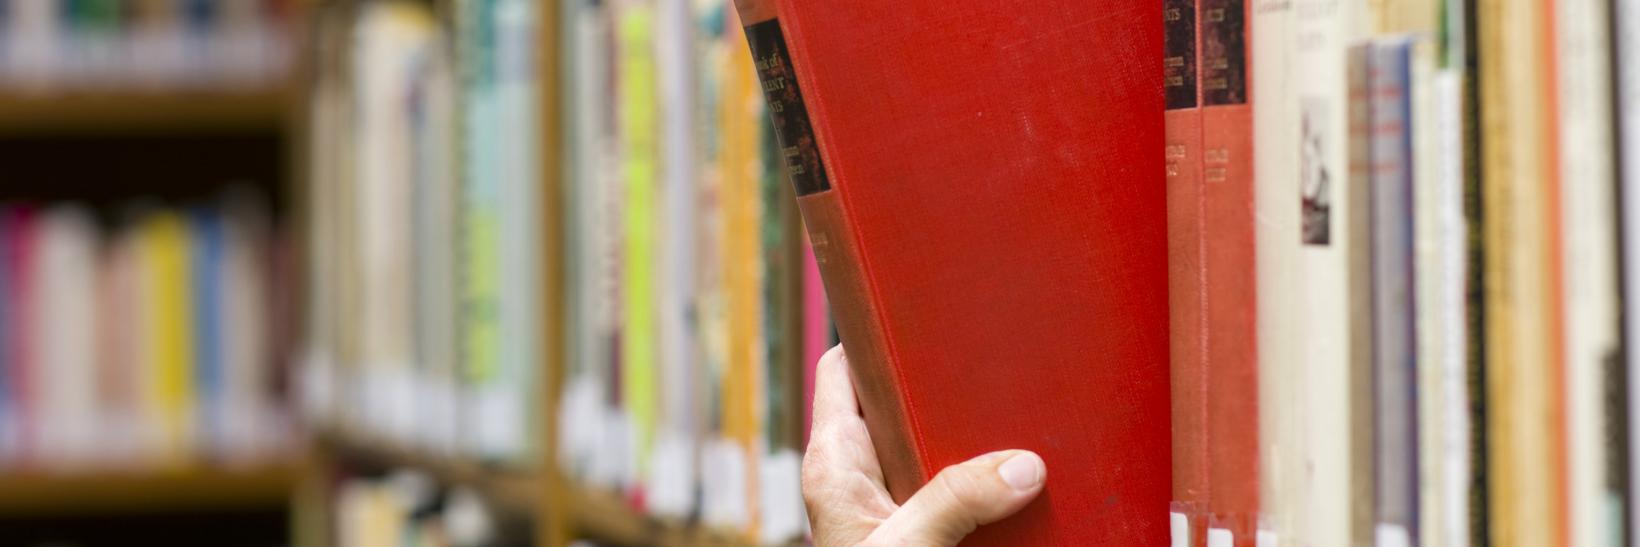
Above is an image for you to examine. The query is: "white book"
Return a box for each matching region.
[32,207,99,469]
[412,32,461,457]
[222,197,274,462]
[560,0,615,479]
[352,3,433,445]
[1294,0,1372,543]
[1558,0,1624,541]
[1251,0,1299,540]
[4,0,63,89]
[299,5,350,430]
[649,0,700,519]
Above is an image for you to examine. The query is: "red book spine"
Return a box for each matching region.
[731,0,928,496]
[1201,0,1259,541]
[1165,0,1208,540]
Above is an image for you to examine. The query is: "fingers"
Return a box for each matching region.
[864,450,1046,547]
[810,344,858,426]
[802,345,898,546]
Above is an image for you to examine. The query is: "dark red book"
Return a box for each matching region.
[736,0,1169,543]
[1199,0,1259,541]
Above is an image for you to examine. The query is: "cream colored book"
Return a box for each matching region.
[1293,0,1371,542]
[1553,0,1621,539]
[352,2,434,445]
[1251,0,1300,542]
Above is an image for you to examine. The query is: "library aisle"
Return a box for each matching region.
[0,0,816,546]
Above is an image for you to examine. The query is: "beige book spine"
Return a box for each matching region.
[1252,0,1299,540]
[1479,0,1563,540]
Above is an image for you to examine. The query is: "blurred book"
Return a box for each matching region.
[0,195,290,472]
[0,0,296,92]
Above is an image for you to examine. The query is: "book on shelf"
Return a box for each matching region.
[301,0,544,465]
[0,0,296,91]
[0,196,289,472]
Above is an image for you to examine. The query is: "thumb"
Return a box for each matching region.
[865,450,1046,547]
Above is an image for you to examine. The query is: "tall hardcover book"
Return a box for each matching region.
[1347,43,1380,547]
[1165,0,1209,538]
[33,206,97,468]
[1478,0,1567,537]
[734,0,1169,542]
[757,97,806,544]
[1553,0,1625,537]
[1251,0,1300,541]
[1367,38,1421,546]
[1200,0,1260,539]
[615,0,659,486]
[649,0,701,519]
[721,10,766,533]
[1294,0,1372,542]
[142,211,197,466]
[1,209,36,463]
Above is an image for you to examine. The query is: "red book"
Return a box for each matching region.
[1199,0,1259,541]
[736,0,1169,543]
[1165,0,1209,541]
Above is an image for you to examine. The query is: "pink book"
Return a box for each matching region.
[3,208,37,463]
[800,232,827,448]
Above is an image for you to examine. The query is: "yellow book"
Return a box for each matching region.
[722,11,766,538]
[142,212,196,465]
[618,0,660,479]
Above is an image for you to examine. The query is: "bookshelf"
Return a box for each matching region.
[0,89,293,135]
[0,466,296,517]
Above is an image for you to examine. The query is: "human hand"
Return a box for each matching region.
[802,345,1047,547]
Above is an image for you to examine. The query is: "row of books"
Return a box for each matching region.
[0,198,291,471]
[556,0,826,542]
[0,0,297,91]
[298,0,826,542]
[300,0,541,465]
[1168,0,1640,540]
[332,470,518,547]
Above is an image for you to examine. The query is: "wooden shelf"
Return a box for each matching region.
[562,484,658,546]
[0,465,297,516]
[314,430,540,519]
[0,89,292,135]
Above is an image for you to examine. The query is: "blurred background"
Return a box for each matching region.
[0,0,822,546]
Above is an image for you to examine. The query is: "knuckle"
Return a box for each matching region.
[935,465,989,516]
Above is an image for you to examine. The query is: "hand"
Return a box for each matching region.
[802,345,1047,547]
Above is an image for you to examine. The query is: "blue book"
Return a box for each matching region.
[1366,37,1420,543]
[190,208,225,456]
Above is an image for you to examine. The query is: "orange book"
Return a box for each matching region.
[1200,0,1260,541]
[1165,0,1209,541]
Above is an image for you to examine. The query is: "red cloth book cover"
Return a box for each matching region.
[736,0,1170,543]
[1165,0,1209,541]
[1199,0,1259,540]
